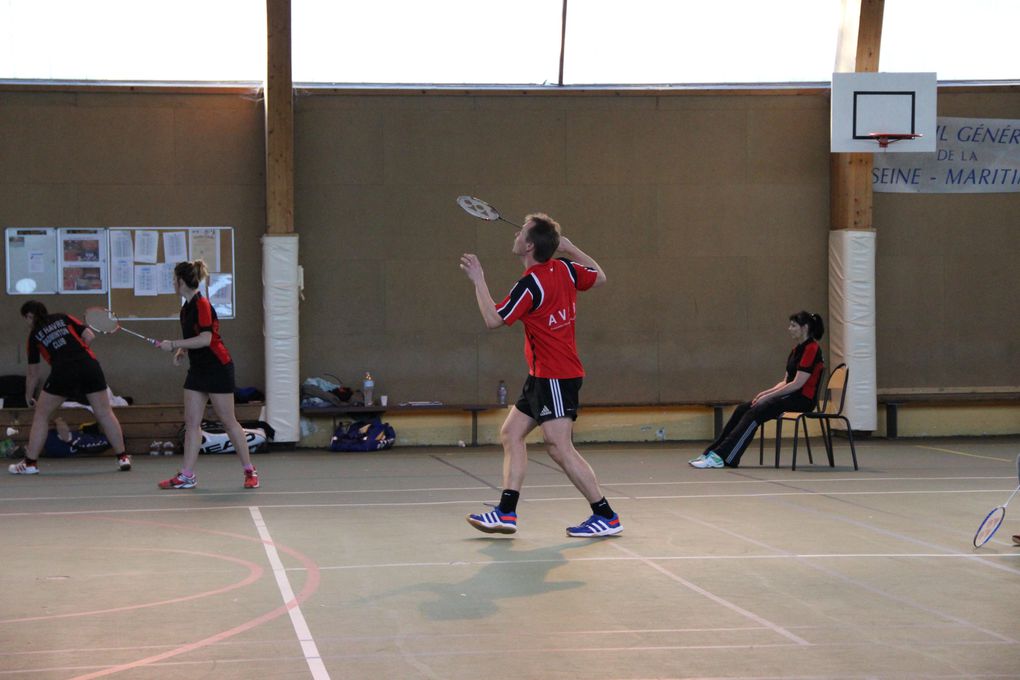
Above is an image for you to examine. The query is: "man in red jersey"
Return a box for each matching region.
[460,213,622,537]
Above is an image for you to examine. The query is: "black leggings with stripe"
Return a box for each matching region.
[704,394,814,467]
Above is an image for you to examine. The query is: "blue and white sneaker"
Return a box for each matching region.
[466,507,518,534]
[567,513,623,537]
[690,452,724,469]
[688,453,708,465]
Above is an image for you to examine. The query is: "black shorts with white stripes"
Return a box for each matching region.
[515,376,582,424]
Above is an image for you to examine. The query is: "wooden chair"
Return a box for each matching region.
[758,367,824,469]
[758,363,859,471]
[795,363,858,470]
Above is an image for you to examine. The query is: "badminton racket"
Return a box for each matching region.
[84,307,160,347]
[972,453,1020,548]
[456,196,522,229]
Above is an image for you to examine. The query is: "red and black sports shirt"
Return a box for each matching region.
[180,292,231,367]
[27,314,96,366]
[495,258,599,379]
[785,339,824,401]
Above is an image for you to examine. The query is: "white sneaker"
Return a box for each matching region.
[9,460,39,475]
[690,452,724,469]
[688,453,707,464]
[117,454,132,471]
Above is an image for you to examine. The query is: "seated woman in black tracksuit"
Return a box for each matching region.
[690,311,825,469]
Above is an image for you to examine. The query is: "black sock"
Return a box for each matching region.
[590,497,614,519]
[498,489,520,514]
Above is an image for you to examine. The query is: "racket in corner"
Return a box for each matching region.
[972,453,1020,548]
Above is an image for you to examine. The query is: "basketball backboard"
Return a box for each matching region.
[831,72,937,152]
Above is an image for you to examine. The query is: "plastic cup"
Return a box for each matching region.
[380,395,388,406]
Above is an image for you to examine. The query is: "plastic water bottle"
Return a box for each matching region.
[363,372,374,406]
[497,380,508,406]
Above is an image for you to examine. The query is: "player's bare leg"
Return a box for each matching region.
[26,392,64,461]
[500,406,536,490]
[465,407,535,534]
[179,389,208,474]
[540,417,602,502]
[208,392,253,467]
[86,389,127,454]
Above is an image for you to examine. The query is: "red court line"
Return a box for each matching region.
[0,547,263,624]
[61,513,323,680]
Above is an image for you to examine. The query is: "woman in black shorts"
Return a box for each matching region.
[156,259,258,490]
[9,301,131,475]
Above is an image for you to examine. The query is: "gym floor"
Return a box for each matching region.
[2,436,1018,679]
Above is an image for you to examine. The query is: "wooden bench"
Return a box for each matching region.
[584,401,741,439]
[300,400,741,446]
[878,389,1020,438]
[0,402,265,454]
[301,403,500,447]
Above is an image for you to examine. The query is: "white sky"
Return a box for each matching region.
[0,0,1017,84]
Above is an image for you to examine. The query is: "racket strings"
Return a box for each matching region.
[84,307,119,333]
[456,195,501,221]
[974,507,1006,547]
[973,454,1020,548]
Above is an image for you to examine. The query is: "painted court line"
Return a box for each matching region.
[0,548,263,624]
[3,474,1016,505]
[3,486,1020,518]
[677,512,1019,644]
[301,552,1020,572]
[55,515,325,679]
[915,444,1013,461]
[249,506,330,680]
[606,540,811,646]
[5,637,1014,676]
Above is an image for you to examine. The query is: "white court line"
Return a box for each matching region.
[301,552,1020,571]
[248,506,330,680]
[914,444,1012,461]
[2,474,1015,504]
[676,511,1019,644]
[605,540,811,646]
[3,487,1020,518]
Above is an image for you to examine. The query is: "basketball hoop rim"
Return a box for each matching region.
[867,132,923,149]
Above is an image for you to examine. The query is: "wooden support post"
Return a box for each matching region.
[265,0,294,235]
[831,0,884,232]
[829,0,885,435]
[830,152,873,230]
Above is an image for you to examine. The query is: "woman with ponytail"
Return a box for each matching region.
[9,301,131,475]
[155,259,259,490]
[690,310,826,469]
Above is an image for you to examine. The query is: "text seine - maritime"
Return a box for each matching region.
[873,122,1020,188]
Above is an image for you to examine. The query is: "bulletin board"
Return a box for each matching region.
[5,226,234,320]
[108,227,235,320]
[5,227,108,295]
[5,228,59,295]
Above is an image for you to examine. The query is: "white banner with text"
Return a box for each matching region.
[872,116,1020,193]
